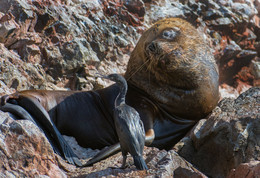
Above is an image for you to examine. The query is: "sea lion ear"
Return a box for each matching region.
[162,27,180,40]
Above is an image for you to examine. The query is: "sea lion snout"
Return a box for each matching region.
[157,56,170,68]
[146,41,169,68]
[147,41,157,54]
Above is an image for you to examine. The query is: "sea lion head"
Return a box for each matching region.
[125,18,219,119]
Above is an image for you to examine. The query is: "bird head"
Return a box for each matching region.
[97,73,127,88]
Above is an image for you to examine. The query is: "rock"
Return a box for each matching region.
[66,147,206,177]
[124,0,145,18]
[219,84,240,99]
[256,0,260,14]
[204,8,222,20]
[0,0,142,91]
[231,2,257,19]
[211,17,233,27]
[102,0,145,26]
[0,111,66,177]
[0,108,206,177]
[0,81,14,96]
[219,49,257,87]
[222,40,242,62]
[0,12,19,43]
[145,2,185,24]
[251,59,260,80]
[174,87,260,177]
[227,161,260,178]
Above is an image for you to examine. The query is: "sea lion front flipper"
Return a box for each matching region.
[82,143,121,167]
[145,128,155,145]
[82,129,154,167]
[15,96,82,166]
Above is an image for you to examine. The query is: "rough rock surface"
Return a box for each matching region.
[0,110,206,177]
[227,161,260,178]
[65,148,207,177]
[0,0,139,92]
[0,113,66,177]
[174,87,260,177]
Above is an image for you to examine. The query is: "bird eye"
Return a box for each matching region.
[162,28,180,40]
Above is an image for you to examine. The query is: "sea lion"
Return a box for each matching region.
[0,18,219,165]
[100,73,148,170]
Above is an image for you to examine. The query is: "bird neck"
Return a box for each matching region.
[115,84,127,106]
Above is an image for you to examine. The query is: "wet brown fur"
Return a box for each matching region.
[125,18,219,119]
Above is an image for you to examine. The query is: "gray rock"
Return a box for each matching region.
[222,40,242,61]
[251,60,260,79]
[227,161,260,178]
[211,17,233,26]
[65,147,206,177]
[0,13,18,43]
[232,2,257,19]
[174,87,260,177]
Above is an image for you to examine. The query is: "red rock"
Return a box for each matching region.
[123,0,145,17]
[0,115,66,177]
[101,0,145,26]
[227,161,260,178]
[0,13,19,43]
[235,66,254,84]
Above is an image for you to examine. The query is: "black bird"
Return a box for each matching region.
[100,73,148,170]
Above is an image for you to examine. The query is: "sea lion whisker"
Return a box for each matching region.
[149,56,158,71]
[158,54,166,62]
[127,59,149,74]
[126,59,150,81]
[145,58,153,72]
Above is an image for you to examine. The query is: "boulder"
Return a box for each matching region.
[227,161,260,178]
[0,112,66,177]
[174,87,260,177]
[0,110,206,177]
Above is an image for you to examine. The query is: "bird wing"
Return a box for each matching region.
[114,105,145,156]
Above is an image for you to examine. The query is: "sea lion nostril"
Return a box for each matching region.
[148,42,156,52]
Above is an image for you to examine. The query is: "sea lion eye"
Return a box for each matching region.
[162,28,180,40]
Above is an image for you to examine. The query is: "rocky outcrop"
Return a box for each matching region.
[66,148,207,177]
[0,113,65,177]
[0,0,141,92]
[174,87,260,177]
[227,161,260,178]
[0,110,206,177]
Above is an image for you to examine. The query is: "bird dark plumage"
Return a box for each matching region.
[101,73,148,170]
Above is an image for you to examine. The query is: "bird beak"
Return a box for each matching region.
[96,73,108,79]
